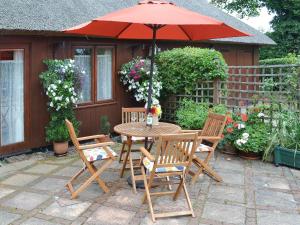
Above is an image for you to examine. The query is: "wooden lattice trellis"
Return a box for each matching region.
[162,64,300,122]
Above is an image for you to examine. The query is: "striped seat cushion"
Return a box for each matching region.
[142,157,185,173]
[83,147,117,162]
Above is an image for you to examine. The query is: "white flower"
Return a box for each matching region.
[56,106,61,111]
[55,97,59,101]
[236,139,242,146]
[58,80,62,84]
[52,92,56,96]
[242,133,249,139]
[238,123,245,129]
[258,112,265,118]
[49,102,54,107]
[241,139,247,144]
[66,97,70,103]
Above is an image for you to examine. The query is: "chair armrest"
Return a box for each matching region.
[77,135,105,142]
[79,142,115,150]
[180,130,202,134]
[139,147,155,161]
[198,136,222,141]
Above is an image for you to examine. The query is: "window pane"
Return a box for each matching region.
[74,48,92,103]
[0,49,24,146]
[97,48,113,101]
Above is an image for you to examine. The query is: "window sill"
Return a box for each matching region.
[75,100,118,110]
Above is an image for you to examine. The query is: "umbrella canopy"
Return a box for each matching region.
[66,0,249,41]
[65,0,250,112]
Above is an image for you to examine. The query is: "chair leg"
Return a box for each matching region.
[173,175,184,201]
[120,137,132,178]
[90,162,112,193]
[119,142,126,163]
[182,182,195,217]
[193,157,223,183]
[129,154,137,193]
[70,160,112,199]
[141,166,155,222]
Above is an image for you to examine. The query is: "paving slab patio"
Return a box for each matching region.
[0,148,299,225]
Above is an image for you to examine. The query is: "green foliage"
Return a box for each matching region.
[211,0,300,59]
[100,115,111,135]
[175,99,227,129]
[234,123,269,153]
[46,109,79,142]
[260,54,300,65]
[156,47,228,97]
[40,59,82,142]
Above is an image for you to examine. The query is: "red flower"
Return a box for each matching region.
[241,113,248,122]
[233,123,239,128]
[221,134,224,138]
[226,116,233,125]
[226,127,233,133]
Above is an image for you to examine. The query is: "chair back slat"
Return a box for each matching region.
[65,119,80,149]
[122,107,146,123]
[201,113,226,137]
[153,133,198,169]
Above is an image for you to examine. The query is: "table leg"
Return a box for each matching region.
[120,136,132,178]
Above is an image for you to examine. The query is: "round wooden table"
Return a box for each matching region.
[114,122,181,193]
[114,122,181,138]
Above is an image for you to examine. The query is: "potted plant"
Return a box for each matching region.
[148,99,162,125]
[219,112,248,155]
[265,110,300,168]
[99,115,112,142]
[40,59,83,156]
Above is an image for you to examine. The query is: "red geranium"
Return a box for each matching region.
[226,127,234,133]
[241,113,248,122]
[226,116,234,125]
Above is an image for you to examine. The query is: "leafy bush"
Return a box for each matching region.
[40,59,82,142]
[175,99,227,129]
[156,47,228,97]
[260,53,300,65]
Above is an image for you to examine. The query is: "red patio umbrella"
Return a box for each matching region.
[65,0,250,112]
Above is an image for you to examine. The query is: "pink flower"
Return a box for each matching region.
[133,75,141,81]
[130,69,136,75]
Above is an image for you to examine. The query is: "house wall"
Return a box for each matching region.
[0,35,259,156]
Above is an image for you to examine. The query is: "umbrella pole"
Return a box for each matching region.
[146,26,158,113]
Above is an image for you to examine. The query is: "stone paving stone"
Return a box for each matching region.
[252,161,283,176]
[20,217,57,225]
[86,205,136,225]
[0,187,15,199]
[255,189,297,210]
[140,216,190,225]
[0,160,37,179]
[214,170,244,185]
[106,189,143,208]
[32,177,67,193]
[25,164,59,174]
[257,209,300,225]
[1,191,49,210]
[215,158,245,172]
[53,166,82,177]
[202,202,246,225]
[0,210,21,225]
[253,176,290,190]
[45,157,76,165]
[42,198,91,220]
[207,185,245,204]
[290,169,300,178]
[1,173,40,187]
[70,183,105,202]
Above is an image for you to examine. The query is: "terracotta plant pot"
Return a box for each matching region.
[221,143,238,155]
[53,141,68,156]
[238,150,261,160]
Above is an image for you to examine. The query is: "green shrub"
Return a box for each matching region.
[175,99,227,129]
[259,53,300,65]
[156,47,228,97]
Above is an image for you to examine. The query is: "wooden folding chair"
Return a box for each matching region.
[182,113,226,184]
[139,133,198,222]
[120,107,153,178]
[65,119,117,199]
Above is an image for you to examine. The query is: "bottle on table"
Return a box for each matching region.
[146,112,153,127]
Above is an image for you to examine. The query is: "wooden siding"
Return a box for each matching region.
[0,35,259,156]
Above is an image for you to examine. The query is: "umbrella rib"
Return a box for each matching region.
[178,25,192,41]
[116,23,133,38]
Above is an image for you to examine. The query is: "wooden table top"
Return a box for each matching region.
[114,122,181,138]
